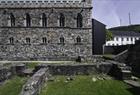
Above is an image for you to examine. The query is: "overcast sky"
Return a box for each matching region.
[93,0,140,28]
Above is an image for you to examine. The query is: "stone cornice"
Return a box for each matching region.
[0,26,92,29]
[0,7,92,9]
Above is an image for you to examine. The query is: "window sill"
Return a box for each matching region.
[58,43,65,45]
[75,43,83,45]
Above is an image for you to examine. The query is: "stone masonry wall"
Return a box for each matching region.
[0,67,12,82]
[0,0,93,61]
[126,40,140,74]
[35,63,113,75]
[20,68,49,95]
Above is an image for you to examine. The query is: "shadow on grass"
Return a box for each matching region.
[127,87,140,95]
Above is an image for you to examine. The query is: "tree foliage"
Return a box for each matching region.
[106,29,113,41]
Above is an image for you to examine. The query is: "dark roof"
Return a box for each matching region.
[111,30,140,37]
[109,24,140,32]
[92,19,106,26]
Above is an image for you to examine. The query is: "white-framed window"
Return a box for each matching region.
[121,38,124,41]
[116,37,118,41]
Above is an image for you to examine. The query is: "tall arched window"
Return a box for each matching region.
[76,36,81,43]
[25,13,31,27]
[42,37,47,44]
[60,36,64,43]
[77,13,83,28]
[59,13,65,27]
[10,13,15,27]
[42,13,47,27]
[9,37,14,44]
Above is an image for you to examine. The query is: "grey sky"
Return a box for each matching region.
[93,0,140,28]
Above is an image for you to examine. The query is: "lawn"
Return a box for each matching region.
[26,62,39,68]
[0,76,27,95]
[40,75,137,95]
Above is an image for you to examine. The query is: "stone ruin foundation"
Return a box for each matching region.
[20,68,49,95]
[0,59,133,95]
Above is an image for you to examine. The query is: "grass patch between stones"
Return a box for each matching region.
[40,75,136,95]
[0,76,27,95]
[26,62,39,68]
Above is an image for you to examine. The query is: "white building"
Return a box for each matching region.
[106,31,140,46]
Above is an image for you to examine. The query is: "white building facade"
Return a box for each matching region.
[106,31,140,46]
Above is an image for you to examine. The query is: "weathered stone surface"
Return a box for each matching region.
[114,50,128,63]
[108,62,132,80]
[23,68,34,76]
[82,55,105,62]
[126,40,140,74]
[35,63,113,75]
[20,68,49,95]
[0,67,11,82]
[0,0,93,61]
[15,63,26,75]
[0,0,92,9]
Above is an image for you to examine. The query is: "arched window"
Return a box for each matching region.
[10,13,15,27]
[76,36,81,43]
[25,13,31,27]
[60,36,64,43]
[59,13,65,27]
[77,13,83,28]
[42,13,47,27]
[42,37,47,44]
[26,37,30,44]
[9,37,14,44]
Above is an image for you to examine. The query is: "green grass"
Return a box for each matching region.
[103,54,115,60]
[40,75,135,95]
[0,76,27,95]
[26,62,39,68]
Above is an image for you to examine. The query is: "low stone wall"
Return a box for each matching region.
[0,64,16,82]
[82,55,105,63]
[104,45,129,54]
[106,60,132,80]
[127,40,140,74]
[0,67,11,82]
[114,50,128,63]
[35,63,112,75]
[20,68,49,95]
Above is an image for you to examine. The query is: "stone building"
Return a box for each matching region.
[0,0,92,61]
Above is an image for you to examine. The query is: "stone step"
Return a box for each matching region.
[119,66,132,71]
[124,80,140,87]
[22,68,34,76]
[120,69,132,80]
